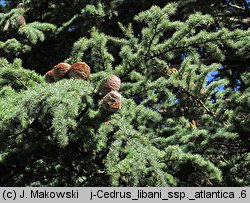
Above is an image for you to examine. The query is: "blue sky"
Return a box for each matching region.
[0,0,5,6]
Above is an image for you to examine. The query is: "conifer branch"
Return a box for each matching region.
[145,22,199,62]
[12,75,28,89]
[229,4,245,11]
[76,104,90,121]
[120,61,138,80]
[144,16,164,61]
[1,1,249,187]
[179,86,215,117]
[147,35,248,61]
[0,153,42,186]
[99,41,106,71]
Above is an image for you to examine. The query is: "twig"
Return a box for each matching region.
[229,4,245,10]
[146,35,248,61]
[179,86,215,117]
[76,104,90,121]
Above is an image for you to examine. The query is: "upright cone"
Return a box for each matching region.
[45,69,56,83]
[99,75,121,95]
[68,62,90,80]
[53,62,71,81]
[16,3,24,8]
[17,16,26,27]
[103,91,122,112]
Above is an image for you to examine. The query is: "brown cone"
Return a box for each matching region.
[53,63,71,81]
[103,91,122,112]
[45,70,56,83]
[68,62,90,80]
[16,3,24,8]
[100,75,121,95]
[17,16,26,27]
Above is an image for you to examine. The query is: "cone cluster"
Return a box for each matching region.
[44,62,90,83]
[44,61,122,112]
[99,75,122,112]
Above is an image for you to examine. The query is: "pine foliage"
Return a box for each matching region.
[0,5,56,57]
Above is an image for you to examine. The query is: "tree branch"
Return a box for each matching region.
[147,35,248,61]
[179,86,215,117]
